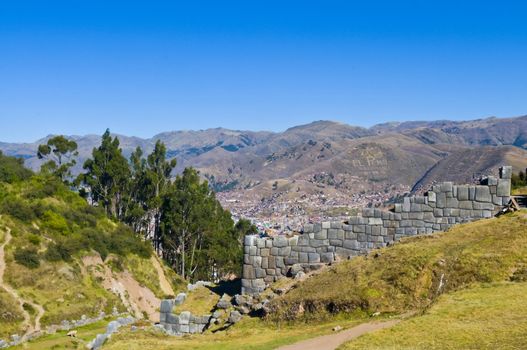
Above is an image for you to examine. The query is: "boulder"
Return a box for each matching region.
[216,294,232,309]
[174,293,187,306]
[228,310,243,324]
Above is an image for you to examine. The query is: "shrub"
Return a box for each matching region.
[41,210,70,234]
[0,197,36,222]
[14,247,40,269]
[0,152,33,183]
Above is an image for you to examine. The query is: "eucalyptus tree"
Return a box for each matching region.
[37,135,78,183]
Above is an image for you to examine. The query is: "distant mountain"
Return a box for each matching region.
[1,115,527,214]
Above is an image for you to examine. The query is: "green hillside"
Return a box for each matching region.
[0,153,185,340]
[97,211,527,350]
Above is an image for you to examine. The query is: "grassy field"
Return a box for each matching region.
[267,211,527,321]
[339,282,527,350]
[104,316,367,350]
[10,318,111,350]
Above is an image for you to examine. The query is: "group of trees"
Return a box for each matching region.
[511,170,527,190]
[37,131,257,280]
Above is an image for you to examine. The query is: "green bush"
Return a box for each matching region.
[0,152,33,183]
[41,210,70,234]
[0,197,36,222]
[14,247,40,269]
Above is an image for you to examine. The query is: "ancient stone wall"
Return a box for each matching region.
[242,166,512,295]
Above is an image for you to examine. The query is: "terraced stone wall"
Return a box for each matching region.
[242,166,512,295]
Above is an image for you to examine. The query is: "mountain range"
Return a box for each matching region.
[2,115,527,218]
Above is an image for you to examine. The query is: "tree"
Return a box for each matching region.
[37,135,78,183]
[78,129,130,218]
[161,167,236,280]
[144,141,177,252]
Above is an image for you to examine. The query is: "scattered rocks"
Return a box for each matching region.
[86,316,135,350]
[228,310,242,324]
[215,294,232,309]
[332,325,342,332]
[187,281,213,291]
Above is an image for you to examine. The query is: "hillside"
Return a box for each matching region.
[0,155,185,342]
[266,211,527,322]
[2,116,527,222]
[41,210,525,350]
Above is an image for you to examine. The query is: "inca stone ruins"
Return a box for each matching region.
[242,166,513,294]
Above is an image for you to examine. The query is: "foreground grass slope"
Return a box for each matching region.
[267,211,527,321]
[340,282,527,350]
[99,211,527,350]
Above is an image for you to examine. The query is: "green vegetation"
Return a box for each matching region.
[0,151,33,183]
[267,212,527,321]
[37,135,78,184]
[340,282,527,350]
[76,130,256,281]
[0,153,179,337]
[511,170,527,191]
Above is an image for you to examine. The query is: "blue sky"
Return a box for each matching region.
[1,1,527,142]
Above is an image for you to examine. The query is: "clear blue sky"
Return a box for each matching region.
[1,1,527,142]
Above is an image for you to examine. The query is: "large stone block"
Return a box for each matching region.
[403,197,411,212]
[441,182,453,192]
[179,311,191,325]
[436,193,446,208]
[475,186,491,202]
[315,230,328,240]
[308,252,320,263]
[457,186,469,201]
[368,218,383,225]
[273,236,288,248]
[299,252,309,263]
[303,223,314,233]
[243,265,255,279]
[278,246,291,256]
[473,202,494,210]
[330,221,342,229]
[160,299,175,313]
[329,239,343,246]
[322,221,331,229]
[311,239,329,248]
[446,198,459,208]
[459,201,473,209]
[496,179,511,197]
[343,240,359,249]
[408,212,424,220]
[320,252,334,263]
[500,166,512,179]
[244,235,255,246]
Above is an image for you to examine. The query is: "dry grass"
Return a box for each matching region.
[267,211,527,321]
[104,316,365,350]
[339,282,527,350]
[173,285,219,315]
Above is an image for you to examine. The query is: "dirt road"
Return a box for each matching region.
[275,319,400,350]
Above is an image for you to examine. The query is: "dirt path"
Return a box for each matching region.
[0,226,44,339]
[151,256,174,296]
[275,319,400,350]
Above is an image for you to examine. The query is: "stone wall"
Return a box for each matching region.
[159,299,211,335]
[242,166,512,295]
